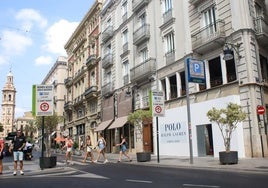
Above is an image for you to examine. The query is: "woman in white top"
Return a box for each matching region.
[82,136,94,163]
[62,136,73,164]
[94,133,108,164]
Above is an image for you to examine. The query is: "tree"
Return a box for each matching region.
[24,120,37,142]
[128,109,152,134]
[35,113,63,157]
[207,103,246,152]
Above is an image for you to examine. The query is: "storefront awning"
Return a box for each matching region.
[108,116,128,130]
[95,120,113,132]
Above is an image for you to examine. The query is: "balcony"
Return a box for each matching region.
[64,101,73,111]
[101,82,113,97]
[130,58,156,83]
[165,50,175,65]
[86,54,97,68]
[73,65,86,83]
[123,74,129,85]
[132,0,149,12]
[189,0,203,6]
[73,95,84,106]
[133,24,150,46]
[102,53,113,69]
[84,86,98,99]
[191,20,225,54]
[102,25,113,43]
[255,16,268,47]
[64,77,73,87]
[122,42,129,54]
[162,9,175,26]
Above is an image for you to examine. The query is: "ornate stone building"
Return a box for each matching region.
[0,71,16,138]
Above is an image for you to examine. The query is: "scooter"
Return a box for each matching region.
[24,146,33,160]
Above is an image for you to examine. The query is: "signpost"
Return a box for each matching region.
[152,91,165,163]
[185,58,206,164]
[32,84,54,170]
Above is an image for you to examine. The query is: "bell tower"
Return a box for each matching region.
[1,71,16,138]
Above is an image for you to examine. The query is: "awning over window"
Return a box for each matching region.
[95,120,113,132]
[108,116,128,130]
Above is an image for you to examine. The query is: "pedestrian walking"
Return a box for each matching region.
[62,136,74,165]
[0,137,4,175]
[9,129,26,175]
[94,132,108,164]
[82,135,94,163]
[116,135,132,162]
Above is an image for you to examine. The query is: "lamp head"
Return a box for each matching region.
[223,48,234,61]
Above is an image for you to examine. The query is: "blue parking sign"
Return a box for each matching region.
[186,58,206,84]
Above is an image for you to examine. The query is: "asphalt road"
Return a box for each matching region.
[1,154,268,188]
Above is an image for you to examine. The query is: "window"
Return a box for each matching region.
[141,87,150,107]
[139,13,146,26]
[123,60,129,76]
[122,29,128,45]
[165,32,175,54]
[209,57,223,88]
[122,1,128,21]
[123,60,129,85]
[105,44,112,54]
[90,70,96,86]
[203,6,217,35]
[91,44,95,55]
[140,48,148,63]
[225,52,237,83]
[89,100,98,114]
[169,75,177,99]
[163,0,172,13]
[106,71,111,83]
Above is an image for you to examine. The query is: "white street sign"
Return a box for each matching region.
[36,85,54,116]
[152,91,165,117]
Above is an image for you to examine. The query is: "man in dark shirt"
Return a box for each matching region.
[10,129,26,176]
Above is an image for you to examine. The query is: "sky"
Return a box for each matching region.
[0,0,95,118]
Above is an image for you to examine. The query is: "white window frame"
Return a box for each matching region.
[165,32,175,54]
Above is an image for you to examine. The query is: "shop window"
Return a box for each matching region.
[209,57,222,87]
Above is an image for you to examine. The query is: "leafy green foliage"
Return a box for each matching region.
[35,113,63,134]
[127,109,152,126]
[207,103,246,152]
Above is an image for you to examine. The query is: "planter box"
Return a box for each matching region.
[219,151,238,165]
[136,152,151,162]
[39,156,57,169]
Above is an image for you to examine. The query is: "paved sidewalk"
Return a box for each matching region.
[2,152,268,175]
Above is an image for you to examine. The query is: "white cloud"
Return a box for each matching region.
[35,55,53,66]
[0,30,32,56]
[43,19,78,55]
[15,9,47,31]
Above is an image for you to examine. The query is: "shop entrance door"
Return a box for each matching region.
[143,122,153,152]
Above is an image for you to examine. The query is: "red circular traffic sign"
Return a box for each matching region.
[40,102,49,112]
[154,105,162,114]
[257,105,265,115]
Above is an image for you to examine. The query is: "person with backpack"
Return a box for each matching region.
[9,129,26,175]
[116,134,132,162]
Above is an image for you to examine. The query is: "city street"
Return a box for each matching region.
[1,151,268,188]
